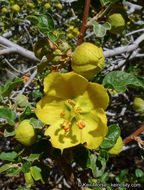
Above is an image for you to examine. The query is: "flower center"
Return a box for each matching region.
[60,99,85,132]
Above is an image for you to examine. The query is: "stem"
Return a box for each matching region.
[77,0,91,46]
[0,131,4,136]
[123,125,144,145]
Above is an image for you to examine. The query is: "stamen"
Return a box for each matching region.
[76,119,85,129]
[62,120,71,132]
[64,125,70,132]
[60,110,65,118]
[76,107,82,114]
[68,99,76,106]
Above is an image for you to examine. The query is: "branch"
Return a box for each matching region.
[0,47,16,55]
[0,36,39,62]
[77,0,91,46]
[20,70,37,94]
[124,1,142,14]
[123,126,144,145]
[104,34,144,58]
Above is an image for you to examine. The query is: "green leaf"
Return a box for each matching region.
[0,107,16,125]
[87,153,106,178]
[30,118,45,129]
[21,161,31,173]
[91,21,106,38]
[27,153,41,161]
[16,187,30,190]
[30,166,42,181]
[19,106,32,121]
[135,169,144,178]
[100,125,120,149]
[4,127,16,137]
[115,169,128,183]
[37,14,54,32]
[102,22,111,30]
[37,55,54,73]
[100,172,109,183]
[7,167,21,176]
[0,163,12,173]
[26,15,39,25]
[0,78,23,98]
[0,151,18,161]
[102,71,144,92]
[0,22,5,26]
[47,32,58,42]
[24,171,34,186]
[32,91,43,101]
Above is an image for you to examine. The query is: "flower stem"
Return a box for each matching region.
[77,0,91,46]
[123,125,144,145]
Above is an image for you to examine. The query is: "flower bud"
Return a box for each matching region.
[16,94,29,108]
[11,4,20,12]
[108,13,126,34]
[107,5,128,34]
[2,7,8,14]
[15,120,37,146]
[71,42,104,79]
[108,136,123,155]
[44,3,51,9]
[133,97,144,113]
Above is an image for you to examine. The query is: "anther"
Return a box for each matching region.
[64,125,70,132]
[68,99,76,106]
[76,107,82,114]
[76,119,85,129]
[60,110,65,118]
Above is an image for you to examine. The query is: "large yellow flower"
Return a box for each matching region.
[35,72,109,150]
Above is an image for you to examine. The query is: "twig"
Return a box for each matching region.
[0,47,16,55]
[77,0,91,46]
[123,126,144,145]
[0,131,4,136]
[0,36,39,62]
[126,28,144,37]
[104,34,144,58]
[4,58,23,74]
[20,70,37,94]
[124,1,142,14]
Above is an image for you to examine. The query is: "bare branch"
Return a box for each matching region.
[0,47,16,55]
[104,34,144,58]
[0,36,39,62]
[20,70,37,94]
[124,1,142,14]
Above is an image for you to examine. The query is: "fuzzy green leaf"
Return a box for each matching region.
[0,107,16,125]
[103,71,144,92]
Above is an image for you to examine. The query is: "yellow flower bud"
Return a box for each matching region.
[15,120,37,146]
[108,13,126,34]
[2,7,8,14]
[56,3,62,9]
[71,42,105,79]
[67,33,74,39]
[44,3,51,9]
[72,28,80,37]
[133,97,144,113]
[11,4,20,12]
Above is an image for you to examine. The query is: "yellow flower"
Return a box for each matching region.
[35,72,109,150]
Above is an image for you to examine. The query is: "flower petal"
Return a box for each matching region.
[35,95,68,125]
[87,83,109,110]
[74,83,109,113]
[44,119,81,150]
[44,72,88,99]
[81,109,108,149]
